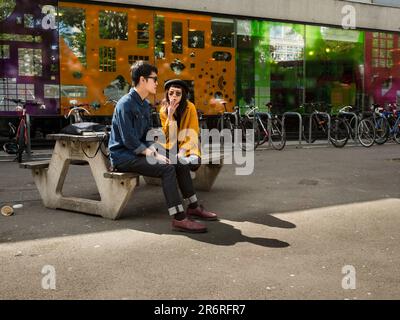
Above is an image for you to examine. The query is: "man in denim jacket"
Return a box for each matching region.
[109,61,218,233]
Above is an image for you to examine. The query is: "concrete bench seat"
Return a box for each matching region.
[20,160,50,170]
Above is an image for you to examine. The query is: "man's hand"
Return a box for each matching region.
[142,148,171,164]
[155,153,171,164]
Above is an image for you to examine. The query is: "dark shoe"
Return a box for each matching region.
[172,218,207,233]
[186,205,218,221]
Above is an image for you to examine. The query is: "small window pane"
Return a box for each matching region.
[99,10,128,40]
[189,30,204,48]
[155,15,165,59]
[0,45,9,59]
[44,84,60,98]
[99,47,116,72]
[211,19,234,47]
[61,85,87,98]
[18,48,42,76]
[137,23,149,48]
[172,22,183,54]
[24,14,34,28]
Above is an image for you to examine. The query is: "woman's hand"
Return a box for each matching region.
[167,98,179,120]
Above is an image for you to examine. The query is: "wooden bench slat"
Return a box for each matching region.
[104,172,139,179]
[20,161,50,169]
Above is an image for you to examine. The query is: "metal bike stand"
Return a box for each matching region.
[25,113,32,160]
[310,112,331,145]
[282,112,302,148]
[339,111,358,143]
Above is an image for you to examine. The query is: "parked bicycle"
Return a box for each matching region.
[0,97,45,162]
[338,106,376,147]
[370,103,400,144]
[370,103,390,145]
[301,103,349,148]
[240,103,286,151]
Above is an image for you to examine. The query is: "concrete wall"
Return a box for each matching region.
[90,0,400,32]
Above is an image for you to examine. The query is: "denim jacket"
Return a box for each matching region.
[109,88,153,167]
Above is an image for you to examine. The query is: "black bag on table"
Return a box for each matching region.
[60,122,108,135]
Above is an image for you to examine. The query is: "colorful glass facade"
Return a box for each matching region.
[1,0,400,119]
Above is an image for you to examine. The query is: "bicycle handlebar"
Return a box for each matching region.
[66,106,91,119]
[339,106,353,113]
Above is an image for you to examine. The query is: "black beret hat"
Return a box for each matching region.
[164,79,189,92]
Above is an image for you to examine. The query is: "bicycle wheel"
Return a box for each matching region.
[16,120,26,163]
[239,118,259,151]
[348,116,357,141]
[374,116,389,145]
[269,118,286,150]
[329,117,349,148]
[357,118,375,147]
[393,122,400,144]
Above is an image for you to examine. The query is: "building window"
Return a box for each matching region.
[44,84,60,99]
[0,33,41,42]
[0,78,35,111]
[211,18,234,48]
[137,23,149,48]
[99,46,116,72]
[155,15,165,59]
[58,7,86,66]
[0,45,9,59]
[0,0,16,22]
[372,32,394,69]
[128,55,149,65]
[24,14,34,28]
[99,10,128,40]
[172,22,183,54]
[189,30,205,48]
[18,48,42,76]
[61,85,87,98]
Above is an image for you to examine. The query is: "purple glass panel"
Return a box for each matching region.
[0,0,59,116]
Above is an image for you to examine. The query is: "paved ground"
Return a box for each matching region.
[0,143,399,299]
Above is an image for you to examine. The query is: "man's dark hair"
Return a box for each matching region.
[130,61,158,86]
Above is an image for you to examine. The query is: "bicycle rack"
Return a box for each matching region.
[338,111,358,142]
[282,112,302,148]
[309,112,331,145]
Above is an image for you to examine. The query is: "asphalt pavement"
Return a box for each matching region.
[0,143,399,299]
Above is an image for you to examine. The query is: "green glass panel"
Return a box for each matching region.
[305,25,364,113]
[236,20,305,113]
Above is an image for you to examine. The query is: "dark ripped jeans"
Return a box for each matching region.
[116,156,196,215]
